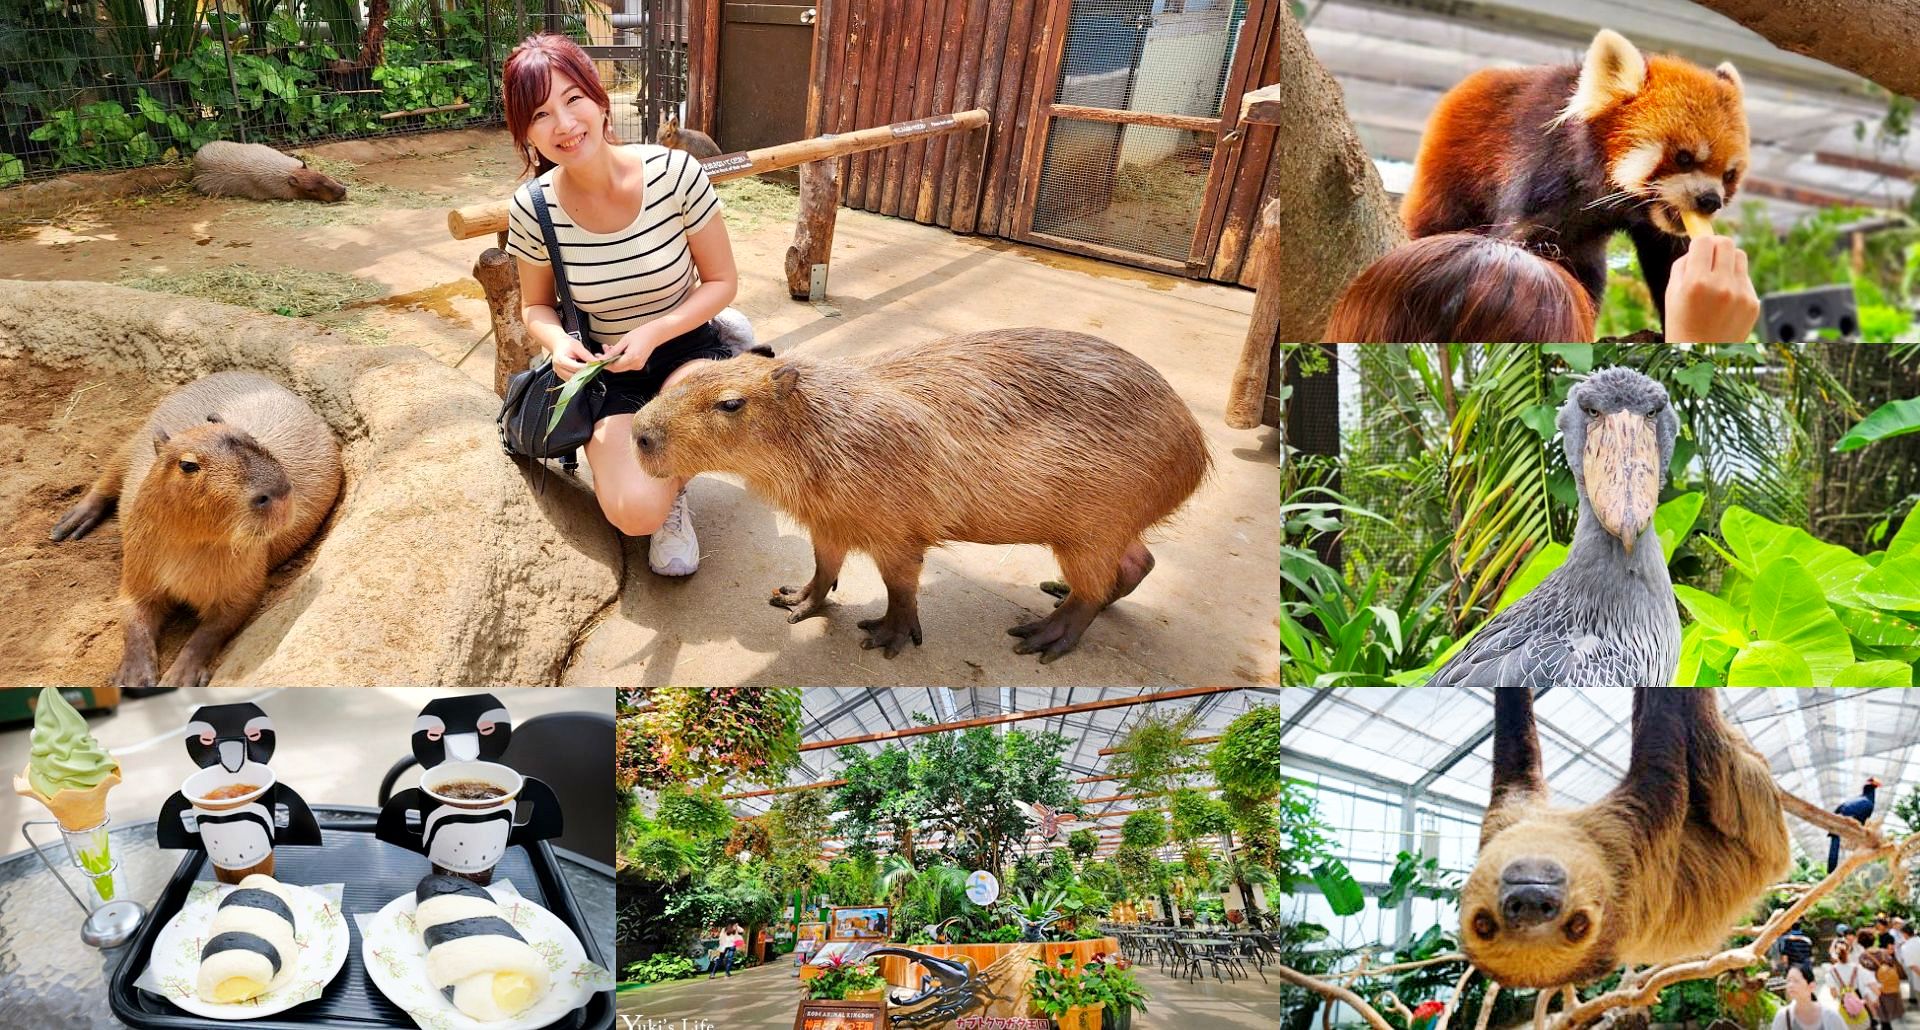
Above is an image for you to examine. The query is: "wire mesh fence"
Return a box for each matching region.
[0,0,690,186]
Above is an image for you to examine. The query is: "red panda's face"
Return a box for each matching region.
[1598,55,1750,238]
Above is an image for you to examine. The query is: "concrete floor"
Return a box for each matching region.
[0,687,609,855]
[0,129,1279,686]
[615,955,1280,1029]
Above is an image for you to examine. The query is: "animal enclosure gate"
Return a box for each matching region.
[1018,0,1250,272]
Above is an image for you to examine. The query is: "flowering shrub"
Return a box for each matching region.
[616,687,803,789]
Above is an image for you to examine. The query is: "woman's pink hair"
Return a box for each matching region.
[502,34,620,176]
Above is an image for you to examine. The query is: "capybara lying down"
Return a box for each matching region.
[50,372,343,688]
[629,328,1210,662]
[191,140,348,202]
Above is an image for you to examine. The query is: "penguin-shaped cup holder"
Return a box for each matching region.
[157,703,321,883]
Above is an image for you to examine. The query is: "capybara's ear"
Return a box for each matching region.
[207,413,223,423]
[152,426,171,452]
[772,362,801,399]
[287,171,304,189]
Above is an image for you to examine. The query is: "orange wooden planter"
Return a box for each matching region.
[1059,1002,1105,1030]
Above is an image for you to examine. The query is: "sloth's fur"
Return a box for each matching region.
[1460,689,1789,988]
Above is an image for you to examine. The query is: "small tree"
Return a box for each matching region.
[1067,829,1098,863]
[911,725,1081,879]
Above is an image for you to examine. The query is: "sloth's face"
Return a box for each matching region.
[1461,815,1617,988]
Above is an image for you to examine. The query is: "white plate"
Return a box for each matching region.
[358,880,611,1029]
[144,880,350,1020]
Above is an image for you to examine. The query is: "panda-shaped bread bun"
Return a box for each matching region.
[197,874,300,1003]
[415,874,549,1021]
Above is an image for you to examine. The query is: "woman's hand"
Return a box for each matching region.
[550,332,597,382]
[604,324,666,374]
[1664,235,1760,343]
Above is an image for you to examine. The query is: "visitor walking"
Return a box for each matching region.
[1774,964,1848,1030]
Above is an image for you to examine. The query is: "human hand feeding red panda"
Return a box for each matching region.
[1402,28,1748,328]
[1664,233,1760,343]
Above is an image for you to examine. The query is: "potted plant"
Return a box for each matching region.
[1030,954,1105,1030]
[1084,953,1149,1030]
[804,952,889,1003]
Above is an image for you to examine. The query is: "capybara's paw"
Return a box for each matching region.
[113,648,159,690]
[159,653,214,690]
[50,495,110,542]
[1038,580,1071,601]
[770,583,834,623]
[857,613,923,659]
[1008,611,1088,664]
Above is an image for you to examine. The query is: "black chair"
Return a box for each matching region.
[377,710,615,866]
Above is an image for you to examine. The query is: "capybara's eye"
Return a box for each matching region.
[1565,912,1592,941]
[179,459,200,474]
[1472,912,1498,938]
[715,397,747,413]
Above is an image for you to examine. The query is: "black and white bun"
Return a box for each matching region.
[414,873,549,1021]
[197,874,301,1003]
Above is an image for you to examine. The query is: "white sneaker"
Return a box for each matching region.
[648,488,700,576]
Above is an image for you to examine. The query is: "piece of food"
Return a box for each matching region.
[415,874,549,1021]
[1681,210,1713,239]
[12,686,123,901]
[197,873,300,1003]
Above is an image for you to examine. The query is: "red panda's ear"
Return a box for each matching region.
[1557,28,1647,124]
[1714,61,1744,94]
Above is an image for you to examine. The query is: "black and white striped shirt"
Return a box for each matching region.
[506,144,723,350]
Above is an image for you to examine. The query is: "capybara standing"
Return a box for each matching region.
[628,328,1210,662]
[191,141,348,202]
[50,372,342,688]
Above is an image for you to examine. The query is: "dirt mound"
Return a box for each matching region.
[0,281,622,686]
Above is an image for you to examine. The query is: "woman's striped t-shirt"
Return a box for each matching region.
[505,144,723,350]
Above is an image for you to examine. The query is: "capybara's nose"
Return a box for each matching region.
[635,430,657,453]
[251,493,273,510]
[1695,191,1723,214]
[1499,857,1567,928]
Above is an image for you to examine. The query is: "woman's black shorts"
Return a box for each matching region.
[596,321,737,420]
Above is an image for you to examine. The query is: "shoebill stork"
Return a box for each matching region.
[1429,367,1681,687]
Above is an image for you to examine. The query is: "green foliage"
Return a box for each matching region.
[1110,709,1203,796]
[830,743,927,858]
[1120,811,1167,849]
[1211,706,1281,797]
[804,953,887,1000]
[1066,828,1099,861]
[908,724,1081,876]
[1379,850,1460,909]
[1112,844,1153,890]
[818,853,882,908]
[617,686,803,790]
[1649,976,1727,1024]
[621,953,695,984]
[655,787,733,838]
[1028,954,1104,1016]
[1275,779,1331,892]
[1839,397,1920,453]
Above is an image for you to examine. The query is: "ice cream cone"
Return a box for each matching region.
[14,764,122,831]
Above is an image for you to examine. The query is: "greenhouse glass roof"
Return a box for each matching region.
[1282,688,1920,860]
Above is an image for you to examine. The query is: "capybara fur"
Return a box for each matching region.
[50,372,343,689]
[191,140,348,203]
[1461,688,1788,989]
[658,118,723,159]
[629,328,1210,662]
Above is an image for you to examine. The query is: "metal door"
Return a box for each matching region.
[716,1,818,153]
[1015,0,1258,276]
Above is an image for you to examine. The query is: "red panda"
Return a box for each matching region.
[1400,29,1749,323]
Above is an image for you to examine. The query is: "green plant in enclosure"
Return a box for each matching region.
[1282,488,1454,685]
[1120,812,1166,850]
[1109,709,1203,796]
[621,952,695,984]
[1067,828,1099,862]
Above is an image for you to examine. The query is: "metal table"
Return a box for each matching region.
[0,804,614,1027]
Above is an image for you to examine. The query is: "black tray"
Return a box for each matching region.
[108,814,613,1029]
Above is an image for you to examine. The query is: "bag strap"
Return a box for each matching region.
[527,178,588,344]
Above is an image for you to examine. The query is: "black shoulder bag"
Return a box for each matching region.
[497,180,604,466]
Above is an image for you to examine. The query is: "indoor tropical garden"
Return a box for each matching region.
[1281,344,1920,687]
[1280,688,1920,1030]
[614,687,1282,1030]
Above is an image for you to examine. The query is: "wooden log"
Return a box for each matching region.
[696,0,721,136]
[1045,103,1219,134]
[475,247,534,398]
[847,0,892,207]
[803,0,838,138]
[936,0,990,227]
[1226,196,1284,430]
[445,109,990,240]
[785,158,840,299]
[916,0,964,223]
[897,0,948,221]
[881,0,931,217]
[951,0,1014,235]
[977,0,1039,237]
[1209,16,1284,283]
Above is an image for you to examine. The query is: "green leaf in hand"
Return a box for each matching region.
[545,358,610,437]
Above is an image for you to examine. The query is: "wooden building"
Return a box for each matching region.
[683,0,1280,285]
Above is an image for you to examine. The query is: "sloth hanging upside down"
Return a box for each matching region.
[1461,688,1789,989]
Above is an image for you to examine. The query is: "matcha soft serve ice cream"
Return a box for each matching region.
[25,685,119,798]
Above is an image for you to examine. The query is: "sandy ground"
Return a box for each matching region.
[0,128,1278,686]
[0,686,611,855]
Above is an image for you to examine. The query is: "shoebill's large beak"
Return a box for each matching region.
[1584,411,1659,553]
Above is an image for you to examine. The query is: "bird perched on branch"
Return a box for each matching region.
[1829,777,1882,872]
[1428,366,1681,687]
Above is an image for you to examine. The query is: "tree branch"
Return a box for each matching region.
[1280,963,1397,1030]
[1686,0,1920,99]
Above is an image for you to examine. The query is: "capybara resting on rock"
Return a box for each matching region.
[191,141,348,203]
[629,328,1210,662]
[50,372,343,688]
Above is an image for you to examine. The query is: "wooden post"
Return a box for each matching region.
[785,158,840,300]
[474,248,534,397]
[1225,196,1284,430]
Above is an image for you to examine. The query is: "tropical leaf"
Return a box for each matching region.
[1656,491,1705,563]
[1311,859,1365,916]
[1832,661,1914,687]
[1859,555,1920,612]
[1727,640,1813,686]
[1746,559,1855,684]
[1836,397,1920,453]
